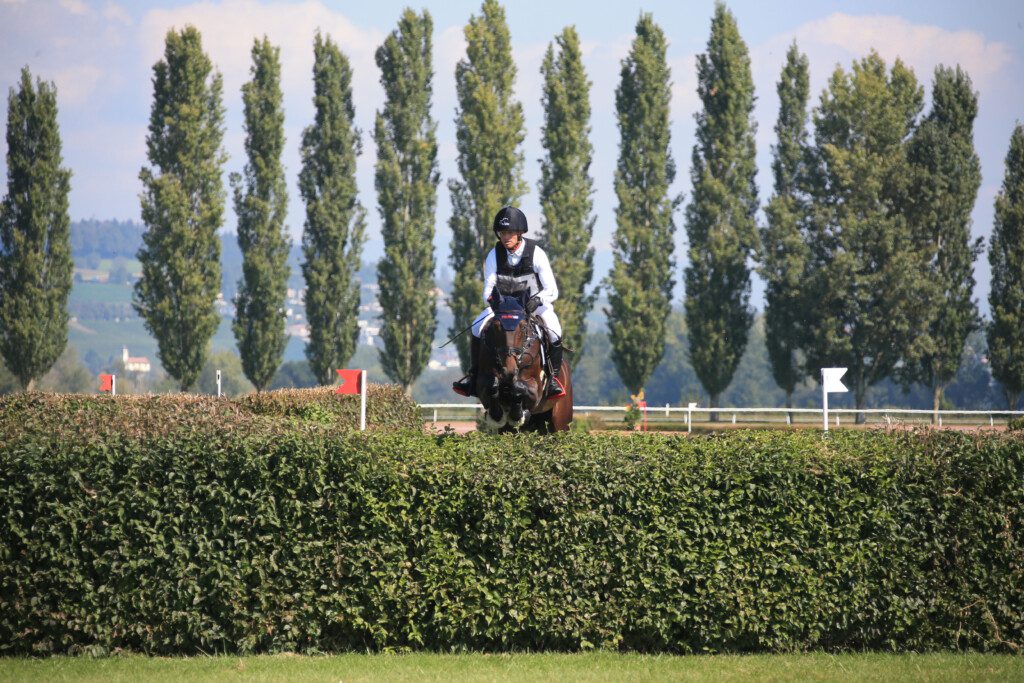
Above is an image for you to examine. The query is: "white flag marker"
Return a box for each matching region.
[821,367,848,432]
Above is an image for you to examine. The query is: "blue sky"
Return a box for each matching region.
[2,0,1023,311]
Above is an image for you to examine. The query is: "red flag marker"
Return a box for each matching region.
[335,369,361,395]
[336,369,367,431]
[99,373,114,393]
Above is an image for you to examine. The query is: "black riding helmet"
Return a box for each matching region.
[493,206,528,236]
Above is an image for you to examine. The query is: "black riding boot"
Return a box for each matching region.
[452,335,482,397]
[545,338,566,398]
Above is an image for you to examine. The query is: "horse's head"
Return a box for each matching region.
[479,295,544,430]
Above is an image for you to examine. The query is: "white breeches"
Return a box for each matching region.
[472,304,562,341]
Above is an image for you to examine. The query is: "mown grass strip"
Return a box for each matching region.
[2,653,1023,683]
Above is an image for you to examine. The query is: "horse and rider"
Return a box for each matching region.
[452,206,572,432]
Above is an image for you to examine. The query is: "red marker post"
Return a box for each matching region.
[99,373,115,396]
[336,369,367,431]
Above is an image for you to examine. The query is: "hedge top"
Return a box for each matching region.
[0,384,421,442]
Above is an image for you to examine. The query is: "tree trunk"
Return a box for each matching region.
[932,383,943,426]
[709,393,719,423]
[854,380,867,425]
[403,383,413,399]
[785,391,794,426]
[24,377,35,392]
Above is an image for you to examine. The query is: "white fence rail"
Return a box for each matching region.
[418,403,1024,428]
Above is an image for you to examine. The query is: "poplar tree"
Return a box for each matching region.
[804,53,929,420]
[300,33,367,385]
[605,13,679,394]
[231,36,290,391]
[685,3,759,413]
[904,66,982,420]
[988,124,1024,410]
[375,9,440,395]
[448,0,527,371]
[539,25,596,356]
[135,27,226,392]
[760,43,810,411]
[0,67,73,391]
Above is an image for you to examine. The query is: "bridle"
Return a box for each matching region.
[484,317,540,372]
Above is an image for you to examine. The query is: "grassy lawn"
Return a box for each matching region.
[0,653,1021,682]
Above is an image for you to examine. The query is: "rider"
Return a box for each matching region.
[453,206,566,399]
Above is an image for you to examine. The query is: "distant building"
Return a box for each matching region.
[286,323,310,340]
[122,346,151,374]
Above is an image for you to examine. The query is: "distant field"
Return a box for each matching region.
[97,258,143,272]
[70,281,134,305]
[1,653,1021,683]
[68,316,240,367]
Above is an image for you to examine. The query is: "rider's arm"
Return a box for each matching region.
[533,247,559,306]
[481,248,498,304]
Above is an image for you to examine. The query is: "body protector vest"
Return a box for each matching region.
[493,238,542,301]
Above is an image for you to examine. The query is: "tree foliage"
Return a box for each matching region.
[375,9,440,394]
[539,26,596,356]
[198,348,255,397]
[605,13,679,395]
[447,0,527,372]
[803,52,930,417]
[759,43,809,407]
[0,67,73,391]
[134,27,226,392]
[684,3,759,409]
[904,66,983,417]
[300,32,367,385]
[231,37,290,391]
[987,124,1024,409]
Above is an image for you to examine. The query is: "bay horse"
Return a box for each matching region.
[476,294,573,433]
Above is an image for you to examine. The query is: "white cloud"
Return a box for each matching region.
[434,23,466,121]
[669,53,698,123]
[102,1,130,25]
[759,13,1012,93]
[59,0,89,16]
[53,64,103,105]
[139,0,386,123]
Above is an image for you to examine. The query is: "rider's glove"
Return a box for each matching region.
[526,296,541,314]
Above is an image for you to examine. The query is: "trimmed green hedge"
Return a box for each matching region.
[1,428,1022,654]
[0,386,420,442]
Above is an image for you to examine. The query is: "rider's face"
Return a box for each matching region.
[498,230,521,250]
